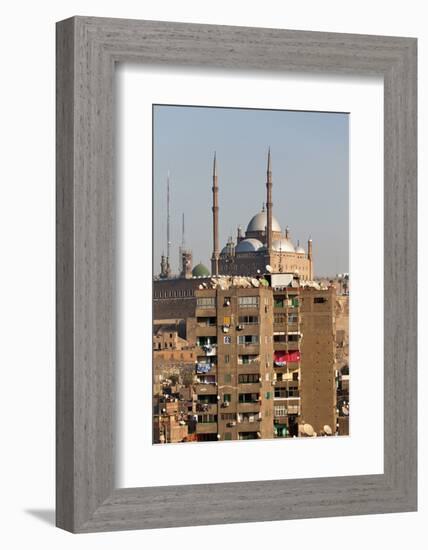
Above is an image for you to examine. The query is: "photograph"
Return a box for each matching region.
[152,105,350,443]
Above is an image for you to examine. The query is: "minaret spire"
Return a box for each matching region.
[166,171,171,277]
[308,236,313,280]
[266,147,273,255]
[182,212,185,248]
[211,152,219,276]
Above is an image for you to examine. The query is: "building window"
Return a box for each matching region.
[221,413,236,421]
[224,373,232,384]
[197,297,215,307]
[237,335,259,345]
[274,313,286,324]
[224,335,231,344]
[239,393,260,403]
[273,332,286,343]
[274,295,285,308]
[238,432,258,440]
[238,315,259,325]
[197,414,218,424]
[314,296,327,304]
[287,334,300,342]
[197,395,218,404]
[274,386,299,398]
[238,296,259,308]
[223,394,231,403]
[238,354,259,365]
[224,354,230,364]
[238,411,260,423]
[238,373,260,384]
[287,314,298,323]
[197,336,217,347]
[197,316,216,326]
[274,405,287,417]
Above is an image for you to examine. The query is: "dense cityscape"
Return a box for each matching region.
[153,151,349,443]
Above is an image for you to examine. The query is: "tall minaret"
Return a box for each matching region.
[211,153,219,276]
[308,237,313,280]
[266,148,273,255]
[182,212,185,249]
[166,172,171,277]
[178,212,184,269]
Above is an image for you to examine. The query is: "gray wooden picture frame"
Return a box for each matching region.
[56,16,417,533]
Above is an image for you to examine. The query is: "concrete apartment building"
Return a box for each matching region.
[194,285,274,441]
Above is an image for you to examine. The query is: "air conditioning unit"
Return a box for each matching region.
[237,324,243,331]
[228,421,236,427]
[222,401,230,408]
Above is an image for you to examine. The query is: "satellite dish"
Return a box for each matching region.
[251,278,260,287]
[342,405,349,416]
[266,265,273,273]
[323,425,333,435]
[303,423,315,437]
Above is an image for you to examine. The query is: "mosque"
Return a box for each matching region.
[159,149,314,281]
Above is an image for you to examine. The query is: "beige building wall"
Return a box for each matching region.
[299,287,337,434]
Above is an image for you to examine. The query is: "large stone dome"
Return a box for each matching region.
[272,237,295,253]
[246,210,281,234]
[235,238,263,253]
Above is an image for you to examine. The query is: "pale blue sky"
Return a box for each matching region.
[153,105,349,277]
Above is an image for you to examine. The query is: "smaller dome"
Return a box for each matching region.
[235,238,263,253]
[295,245,306,254]
[272,238,295,253]
[192,263,210,277]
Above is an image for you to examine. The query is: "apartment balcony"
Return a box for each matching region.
[286,322,299,332]
[195,344,217,357]
[238,401,261,413]
[196,402,218,414]
[195,422,218,434]
[273,398,301,416]
[287,405,301,415]
[274,376,295,385]
[237,344,260,355]
[237,419,261,431]
[195,326,217,337]
[286,342,300,352]
[194,383,218,395]
[237,382,262,393]
[237,361,261,372]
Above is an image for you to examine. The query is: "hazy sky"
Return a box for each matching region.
[153,105,349,277]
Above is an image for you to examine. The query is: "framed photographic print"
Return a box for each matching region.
[56,17,417,532]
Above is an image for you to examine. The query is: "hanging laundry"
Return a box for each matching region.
[284,351,301,362]
[274,350,287,366]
